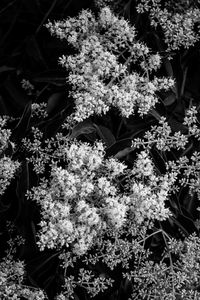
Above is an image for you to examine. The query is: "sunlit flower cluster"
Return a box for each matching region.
[0,254,46,299]
[132,116,188,151]
[27,139,174,258]
[0,156,20,196]
[129,151,174,224]
[183,105,200,138]
[0,116,12,153]
[137,0,200,51]
[27,141,128,255]
[46,7,174,122]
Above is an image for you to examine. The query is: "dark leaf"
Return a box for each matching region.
[43,106,71,138]
[25,35,47,67]
[4,76,30,108]
[181,141,193,156]
[11,101,32,141]
[32,73,66,86]
[36,0,60,34]
[106,138,133,158]
[149,108,161,121]
[163,93,176,106]
[167,115,187,133]
[93,124,116,147]
[0,94,9,115]
[170,212,198,237]
[70,119,96,139]
[150,148,166,174]
[46,92,65,115]
[16,161,29,202]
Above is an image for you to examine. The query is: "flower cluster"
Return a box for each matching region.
[167,151,200,201]
[0,116,12,153]
[27,137,174,265]
[122,231,200,299]
[183,105,200,138]
[0,254,46,299]
[27,141,128,255]
[0,156,20,196]
[31,102,48,119]
[0,117,20,196]
[0,229,46,300]
[129,151,175,224]
[21,79,35,95]
[137,0,200,51]
[46,7,174,122]
[132,116,189,151]
[56,268,113,299]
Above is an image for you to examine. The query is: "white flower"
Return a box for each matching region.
[104,197,127,229]
[105,158,127,176]
[133,151,154,177]
[97,177,117,196]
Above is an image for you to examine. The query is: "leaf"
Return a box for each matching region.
[180,190,198,219]
[150,148,166,174]
[11,101,32,141]
[167,116,187,133]
[163,58,174,78]
[163,93,176,106]
[106,138,133,158]
[70,119,96,139]
[44,111,68,138]
[170,212,198,236]
[4,76,30,108]
[36,0,59,34]
[46,92,65,115]
[149,108,162,121]
[25,35,47,67]
[93,124,116,147]
[16,161,29,204]
[0,95,9,115]
[114,147,133,159]
[32,70,66,86]
[181,141,193,156]
[0,197,11,213]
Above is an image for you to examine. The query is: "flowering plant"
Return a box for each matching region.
[0,0,200,299]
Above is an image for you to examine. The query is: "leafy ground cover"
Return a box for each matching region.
[0,0,200,299]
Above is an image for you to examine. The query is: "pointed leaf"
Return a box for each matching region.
[163,93,176,106]
[70,119,96,139]
[94,124,116,147]
[106,138,133,158]
[47,92,65,115]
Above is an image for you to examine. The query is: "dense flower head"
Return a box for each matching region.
[27,139,174,257]
[133,150,154,177]
[129,161,174,224]
[46,7,174,122]
[0,156,20,196]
